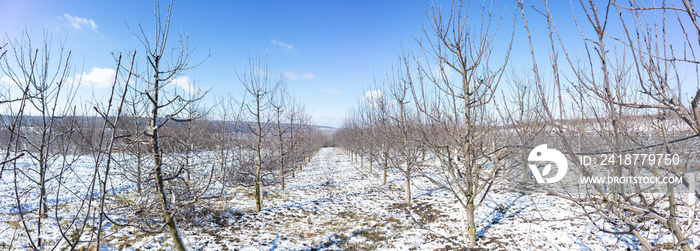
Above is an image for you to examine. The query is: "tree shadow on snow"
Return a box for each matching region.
[476,194,531,240]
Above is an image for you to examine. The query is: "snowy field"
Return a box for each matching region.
[1,147,698,250]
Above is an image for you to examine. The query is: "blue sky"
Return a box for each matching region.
[1,0,436,126]
[1,0,695,126]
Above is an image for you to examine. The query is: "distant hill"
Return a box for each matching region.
[0,114,336,135]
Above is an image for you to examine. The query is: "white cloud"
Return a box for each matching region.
[271,39,294,50]
[73,67,115,88]
[322,88,340,95]
[62,14,97,31]
[361,90,383,108]
[432,62,456,80]
[170,76,200,95]
[270,39,297,54]
[0,75,11,86]
[283,70,314,80]
[302,73,315,79]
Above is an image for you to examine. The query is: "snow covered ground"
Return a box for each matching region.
[1,147,698,250]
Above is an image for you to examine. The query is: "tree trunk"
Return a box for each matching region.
[255,148,263,211]
[279,151,285,190]
[38,152,47,247]
[152,132,187,251]
[164,212,186,251]
[281,173,285,190]
[465,199,476,247]
[382,152,388,185]
[254,92,264,212]
[255,179,263,211]
[668,186,692,251]
[382,164,387,186]
[405,171,411,206]
[151,70,187,251]
[186,150,191,183]
[136,143,142,194]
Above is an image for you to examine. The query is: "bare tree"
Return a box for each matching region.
[118,75,151,195]
[237,55,280,212]
[0,42,25,177]
[285,98,306,179]
[1,30,79,249]
[394,61,425,206]
[518,0,698,250]
[125,0,208,249]
[86,52,136,249]
[409,0,514,247]
[498,70,546,182]
[381,61,424,206]
[271,84,289,190]
[367,86,393,186]
[0,30,138,250]
[213,93,243,189]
